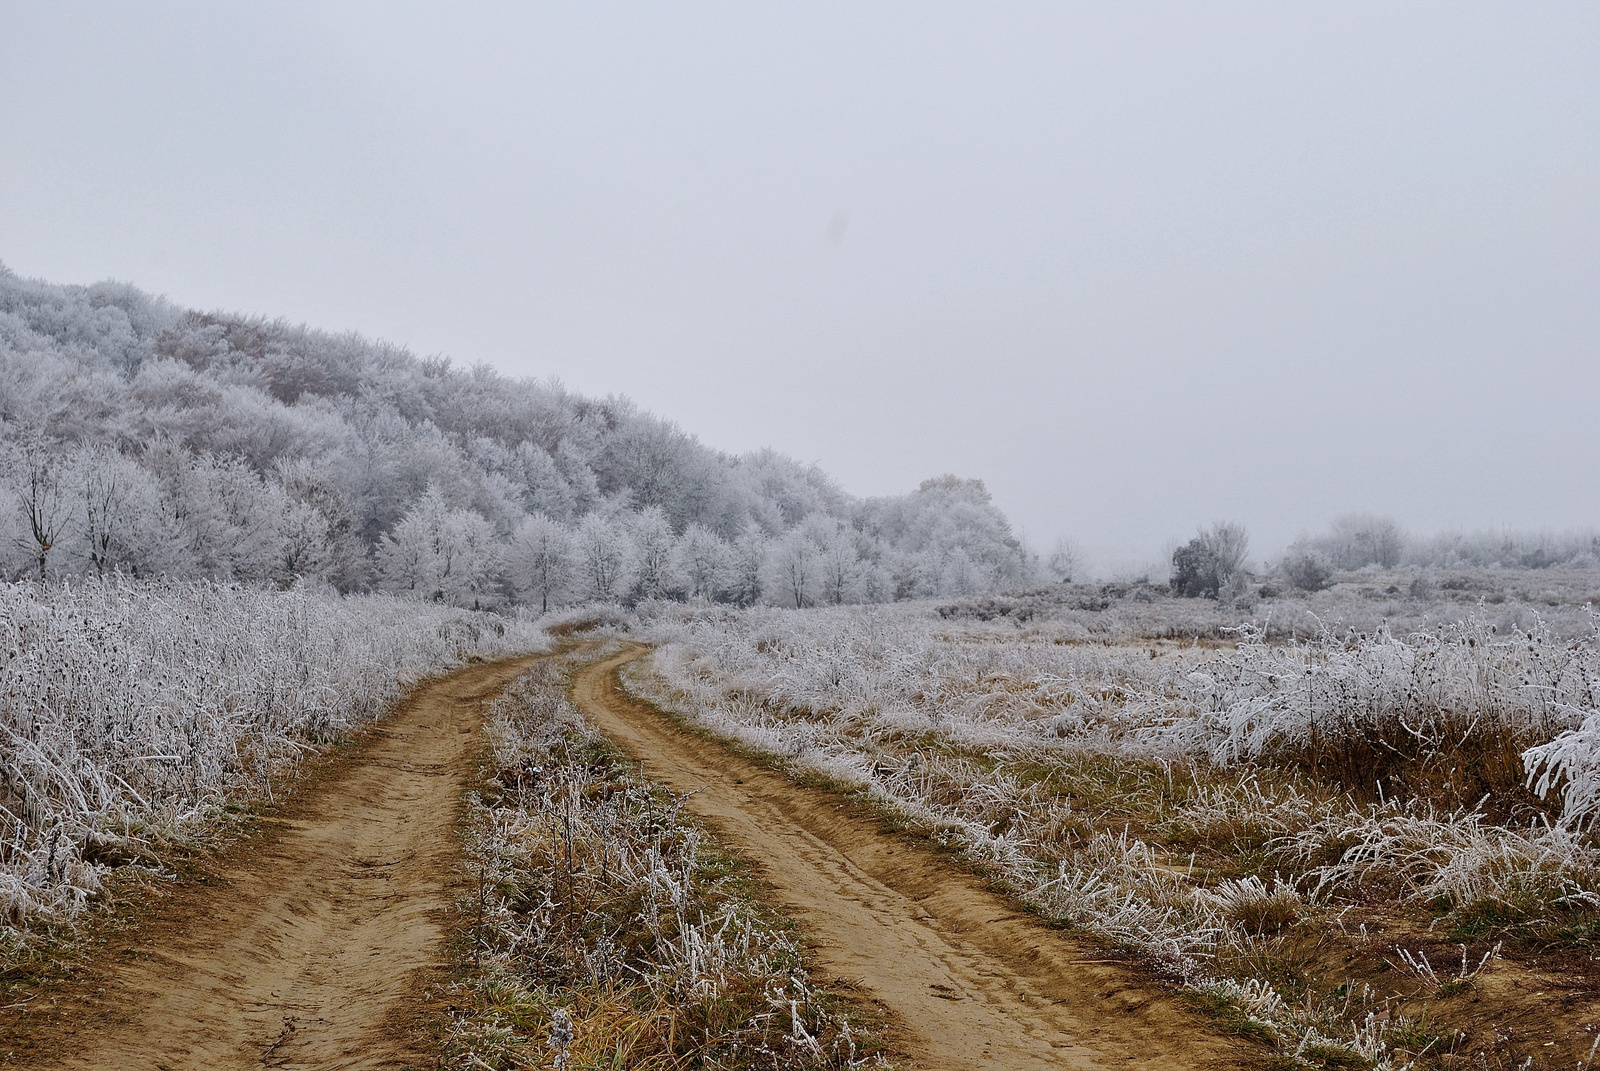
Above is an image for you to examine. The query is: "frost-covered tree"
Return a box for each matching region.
[377,512,429,596]
[727,527,767,607]
[937,548,986,597]
[1171,521,1249,598]
[377,487,501,607]
[16,444,70,580]
[1045,537,1080,583]
[75,446,166,577]
[506,514,576,612]
[628,506,680,602]
[510,442,577,520]
[148,447,289,583]
[573,513,634,603]
[856,475,1034,594]
[1203,521,1249,581]
[277,498,337,584]
[811,519,864,605]
[447,510,503,609]
[1320,514,1405,570]
[674,523,731,602]
[764,529,817,609]
[277,459,363,588]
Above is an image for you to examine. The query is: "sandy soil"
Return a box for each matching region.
[0,654,540,1071]
[577,645,1254,1070]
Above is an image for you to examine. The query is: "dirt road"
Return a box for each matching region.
[577,646,1249,1070]
[1,654,540,1071]
[1,646,1247,1070]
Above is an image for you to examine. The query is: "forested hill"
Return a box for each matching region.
[0,265,1035,607]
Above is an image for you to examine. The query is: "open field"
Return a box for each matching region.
[625,571,1600,1069]
[5,568,1600,1068]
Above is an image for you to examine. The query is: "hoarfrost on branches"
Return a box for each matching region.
[0,265,1037,608]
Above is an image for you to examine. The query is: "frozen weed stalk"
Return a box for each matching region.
[548,1006,573,1069]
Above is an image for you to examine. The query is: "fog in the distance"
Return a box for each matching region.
[2,3,1594,573]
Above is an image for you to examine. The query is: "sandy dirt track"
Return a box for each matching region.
[577,646,1250,1070]
[0,654,540,1071]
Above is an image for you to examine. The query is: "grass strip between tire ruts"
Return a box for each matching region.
[440,645,892,1070]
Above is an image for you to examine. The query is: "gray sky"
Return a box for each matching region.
[3,3,1596,573]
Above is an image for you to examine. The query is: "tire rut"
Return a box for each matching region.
[576,645,1252,1070]
[0,654,541,1071]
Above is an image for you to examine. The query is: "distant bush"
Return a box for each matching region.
[1281,549,1334,591]
[1321,513,1405,570]
[1296,511,1600,572]
[1170,522,1249,599]
[1045,537,1080,583]
[1170,539,1219,598]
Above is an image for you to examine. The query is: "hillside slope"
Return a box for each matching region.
[0,265,1034,606]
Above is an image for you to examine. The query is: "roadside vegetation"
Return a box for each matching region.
[628,571,1600,1070]
[0,577,545,952]
[444,648,885,1069]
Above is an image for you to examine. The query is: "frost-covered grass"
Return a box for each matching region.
[0,576,547,933]
[629,599,1600,1069]
[1153,617,1600,809]
[445,654,882,1070]
[934,567,1600,645]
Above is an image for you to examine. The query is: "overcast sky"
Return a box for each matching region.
[2,3,1595,572]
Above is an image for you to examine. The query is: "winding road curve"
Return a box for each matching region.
[0,646,1250,1069]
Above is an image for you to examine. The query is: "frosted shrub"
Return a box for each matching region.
[1281,805,1600,915]
[1166,777,1326,852]
[1524,713,1600,829]
[0,576,546,928]
[1198,875,1304,936]
[1028,832,1217,981]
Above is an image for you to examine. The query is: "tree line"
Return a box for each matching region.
[0,265,1036,607]
[1168,514,1600,599]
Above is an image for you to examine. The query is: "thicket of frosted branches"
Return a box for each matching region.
[1279,511,1600,581]
[0,578,546,930]
[630,602,1600,1065]
[0,265,1032,608]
